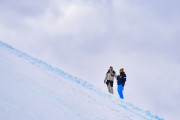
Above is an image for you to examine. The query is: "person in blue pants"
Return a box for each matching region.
[117,84,124,99]
[116,68,126,99]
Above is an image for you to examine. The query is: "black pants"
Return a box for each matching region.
[106,80,113,87]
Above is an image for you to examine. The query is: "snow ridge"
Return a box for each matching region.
[0,41,163,120]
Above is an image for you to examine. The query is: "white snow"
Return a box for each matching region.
[0,41,163,120]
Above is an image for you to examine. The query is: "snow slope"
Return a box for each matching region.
[0,41,163,120]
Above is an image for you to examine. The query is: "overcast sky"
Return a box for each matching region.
[0,0,180,119]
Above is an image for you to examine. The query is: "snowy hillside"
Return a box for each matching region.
[0,41,163,120]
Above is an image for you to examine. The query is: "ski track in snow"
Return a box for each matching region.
[0,41,163,120]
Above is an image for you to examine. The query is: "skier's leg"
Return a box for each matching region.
[106,80,110,93]
[110,81,114,94]
[118,85,124,99]
[110,86,114,94]
[107,83,111,93]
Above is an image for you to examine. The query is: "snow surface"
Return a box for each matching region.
[0,41,163,120]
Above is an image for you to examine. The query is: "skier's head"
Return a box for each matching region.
[109,66,113,71]
[120,68,124,73]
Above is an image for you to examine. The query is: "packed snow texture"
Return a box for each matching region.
[0,41,163,120]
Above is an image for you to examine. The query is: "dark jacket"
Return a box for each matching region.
[117,72,126,86]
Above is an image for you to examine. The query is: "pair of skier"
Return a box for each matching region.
[104,66,126,99]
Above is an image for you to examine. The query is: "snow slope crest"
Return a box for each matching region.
[0,41,164,120]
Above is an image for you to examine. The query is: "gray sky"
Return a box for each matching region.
[0,0,180,119]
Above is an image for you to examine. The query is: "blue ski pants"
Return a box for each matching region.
[117,84,124,99]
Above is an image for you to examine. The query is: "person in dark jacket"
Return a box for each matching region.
[116,68,126,99]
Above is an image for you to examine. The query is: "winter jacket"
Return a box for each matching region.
[104,71,117,82]
[117,72,126,86]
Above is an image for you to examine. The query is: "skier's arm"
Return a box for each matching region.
[104,74,108,83]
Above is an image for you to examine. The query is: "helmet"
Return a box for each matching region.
[120,68,124,72]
